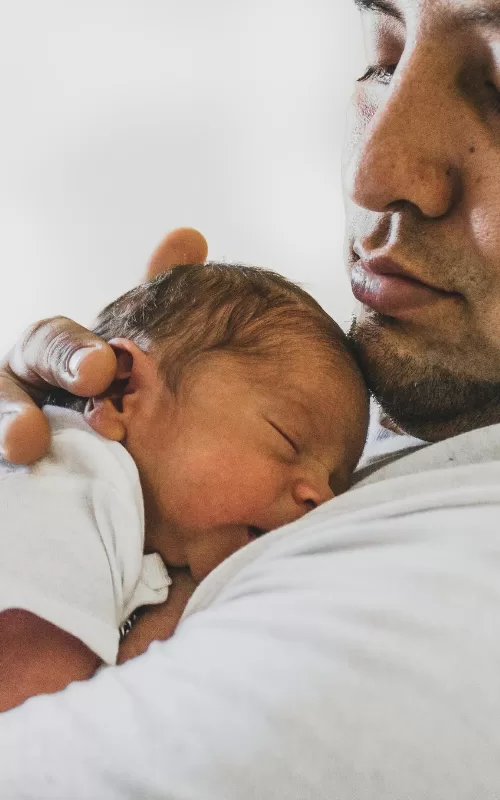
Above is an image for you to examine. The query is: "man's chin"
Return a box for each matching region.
[348,315,500,442]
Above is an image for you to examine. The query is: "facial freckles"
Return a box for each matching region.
[343,0,500,439]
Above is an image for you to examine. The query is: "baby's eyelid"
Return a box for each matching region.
[269,421,300,454]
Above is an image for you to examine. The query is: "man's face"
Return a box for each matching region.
[344,0,500,441]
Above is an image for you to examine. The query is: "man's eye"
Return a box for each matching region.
[269,422,299,455]
[357,64,397,85]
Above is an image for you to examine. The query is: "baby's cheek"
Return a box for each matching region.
[195,456,280,525]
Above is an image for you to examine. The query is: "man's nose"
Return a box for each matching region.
[344,51,460,219]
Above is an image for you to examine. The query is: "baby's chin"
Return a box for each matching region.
[184,525,262,582]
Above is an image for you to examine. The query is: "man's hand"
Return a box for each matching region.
[0,228,208,464]
[0,320,117,464]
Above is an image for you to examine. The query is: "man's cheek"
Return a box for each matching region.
[463,185,500,358]
[467,145,500,269]
[470,207,500,273]
[342,95,374,188]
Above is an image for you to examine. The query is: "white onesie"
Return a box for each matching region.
[0,406,171,665]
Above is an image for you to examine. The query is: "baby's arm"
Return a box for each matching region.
[0,609,100,712]
[117,568,197,664]
[0,448,142,709]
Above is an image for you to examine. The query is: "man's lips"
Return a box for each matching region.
[350,257,459,318]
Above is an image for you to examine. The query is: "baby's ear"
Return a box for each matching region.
[84,339,155,441]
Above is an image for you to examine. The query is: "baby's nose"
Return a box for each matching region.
[291,479,334,514]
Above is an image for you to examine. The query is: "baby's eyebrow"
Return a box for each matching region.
[279,395,314,426]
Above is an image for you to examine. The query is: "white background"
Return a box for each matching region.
[0,0,365,350]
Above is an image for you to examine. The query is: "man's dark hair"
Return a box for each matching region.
[50,262,362,406]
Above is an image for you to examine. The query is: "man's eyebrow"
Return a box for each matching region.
[354,0,500,31]
[353,0,404,24]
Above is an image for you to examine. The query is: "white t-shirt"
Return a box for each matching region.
[0,406,171,665]
[2,410,500,799]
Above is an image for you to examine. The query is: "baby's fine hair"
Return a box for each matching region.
[92,262,359,391]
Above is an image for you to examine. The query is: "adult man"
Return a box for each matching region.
[1,0,500,797]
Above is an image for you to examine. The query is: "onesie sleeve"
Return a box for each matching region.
[0,471,139,666]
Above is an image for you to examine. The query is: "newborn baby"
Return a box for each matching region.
[0,262,369,710]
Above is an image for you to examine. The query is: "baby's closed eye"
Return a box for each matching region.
[267,420,300,455]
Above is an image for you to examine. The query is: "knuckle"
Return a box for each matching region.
[12,317,84,385]
[44,329,80,376]
[17,317,72,354]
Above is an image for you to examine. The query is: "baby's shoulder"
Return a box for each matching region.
[39,406,129,483]
[1,407,140,504]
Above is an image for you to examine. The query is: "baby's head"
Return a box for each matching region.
[85,263,369,580]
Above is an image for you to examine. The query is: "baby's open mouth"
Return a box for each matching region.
[247,526,267,540]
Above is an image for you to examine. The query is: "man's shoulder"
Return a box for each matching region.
[353,408,427,486]
[354,406,500,489]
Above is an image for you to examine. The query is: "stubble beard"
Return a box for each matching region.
[348,313,500,442]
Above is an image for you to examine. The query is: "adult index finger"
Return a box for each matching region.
[145,227,208,280]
